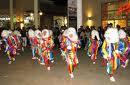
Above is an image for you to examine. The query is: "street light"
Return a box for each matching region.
[39,11,43,16]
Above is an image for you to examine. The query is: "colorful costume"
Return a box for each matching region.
[88,29,101,64]
[60,29,68,61]
[125,36,130,56]
[41,29,54,70]
[62,27,80,78]
[1,30,17,64]
[35,29,44,64]
[102,28,120,82]
[118,29,129,68]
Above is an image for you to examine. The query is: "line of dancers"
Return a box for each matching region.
[0,27,130,82]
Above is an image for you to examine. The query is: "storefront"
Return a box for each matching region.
[101,0,129,28]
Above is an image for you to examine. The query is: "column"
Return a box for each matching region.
[10,0,13,30]
[34,0,39,29]
[77,0,82,29]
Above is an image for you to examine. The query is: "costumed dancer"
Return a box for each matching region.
[35,29,44,64]
[28,29,38,60]
[63,27,80,78]
[48,30,55,63]
[118,29,129,68]
[3,30,17,64]
[125,36,130,57]
[60,29,68,61]
[41,29,54,70]
[102,27,120,82]
[122,32,130,60]
[88,27,101,64]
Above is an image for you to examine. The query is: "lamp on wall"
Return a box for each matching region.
[87,17,93,20]
[86,16,94,26]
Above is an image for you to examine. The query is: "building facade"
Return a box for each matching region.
[101,0,130,28]
[0,0,129,29]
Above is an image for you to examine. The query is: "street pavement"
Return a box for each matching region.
[0,48,130,85]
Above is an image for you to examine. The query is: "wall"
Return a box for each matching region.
[82,0,102,28]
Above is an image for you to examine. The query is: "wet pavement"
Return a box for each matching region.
[0,48,130,85]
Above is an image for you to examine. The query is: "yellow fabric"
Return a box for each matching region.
[102,40,108,59]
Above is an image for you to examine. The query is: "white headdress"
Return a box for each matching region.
[28,29,35,38]
[35,29,41,38]
[104,27,119,43]
[91,30,100,40]
[1,30,9,38]
[42,29,49,39]
[14,30,21,36]
[119,29,126,39]
[67,27,78,42]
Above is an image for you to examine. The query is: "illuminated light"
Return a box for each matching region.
[0,18,10,20]
[30,13,33,16]
[20,23,24,29]
[64,17,67,26]
[85,20,93,27]
[39,12,43,15]
[87,11,92,17]
[20,17,23,22]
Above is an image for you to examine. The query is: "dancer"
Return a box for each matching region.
[60,29,68,61]
[2,30,17,64]
[35,29,44,64]
[102,27,120,82]
[41,29,54,70]
[118,29,129,68]
[62,27,80,78]
[88,26,101,64]
[48,30,55,63]
[28,28,37,60]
